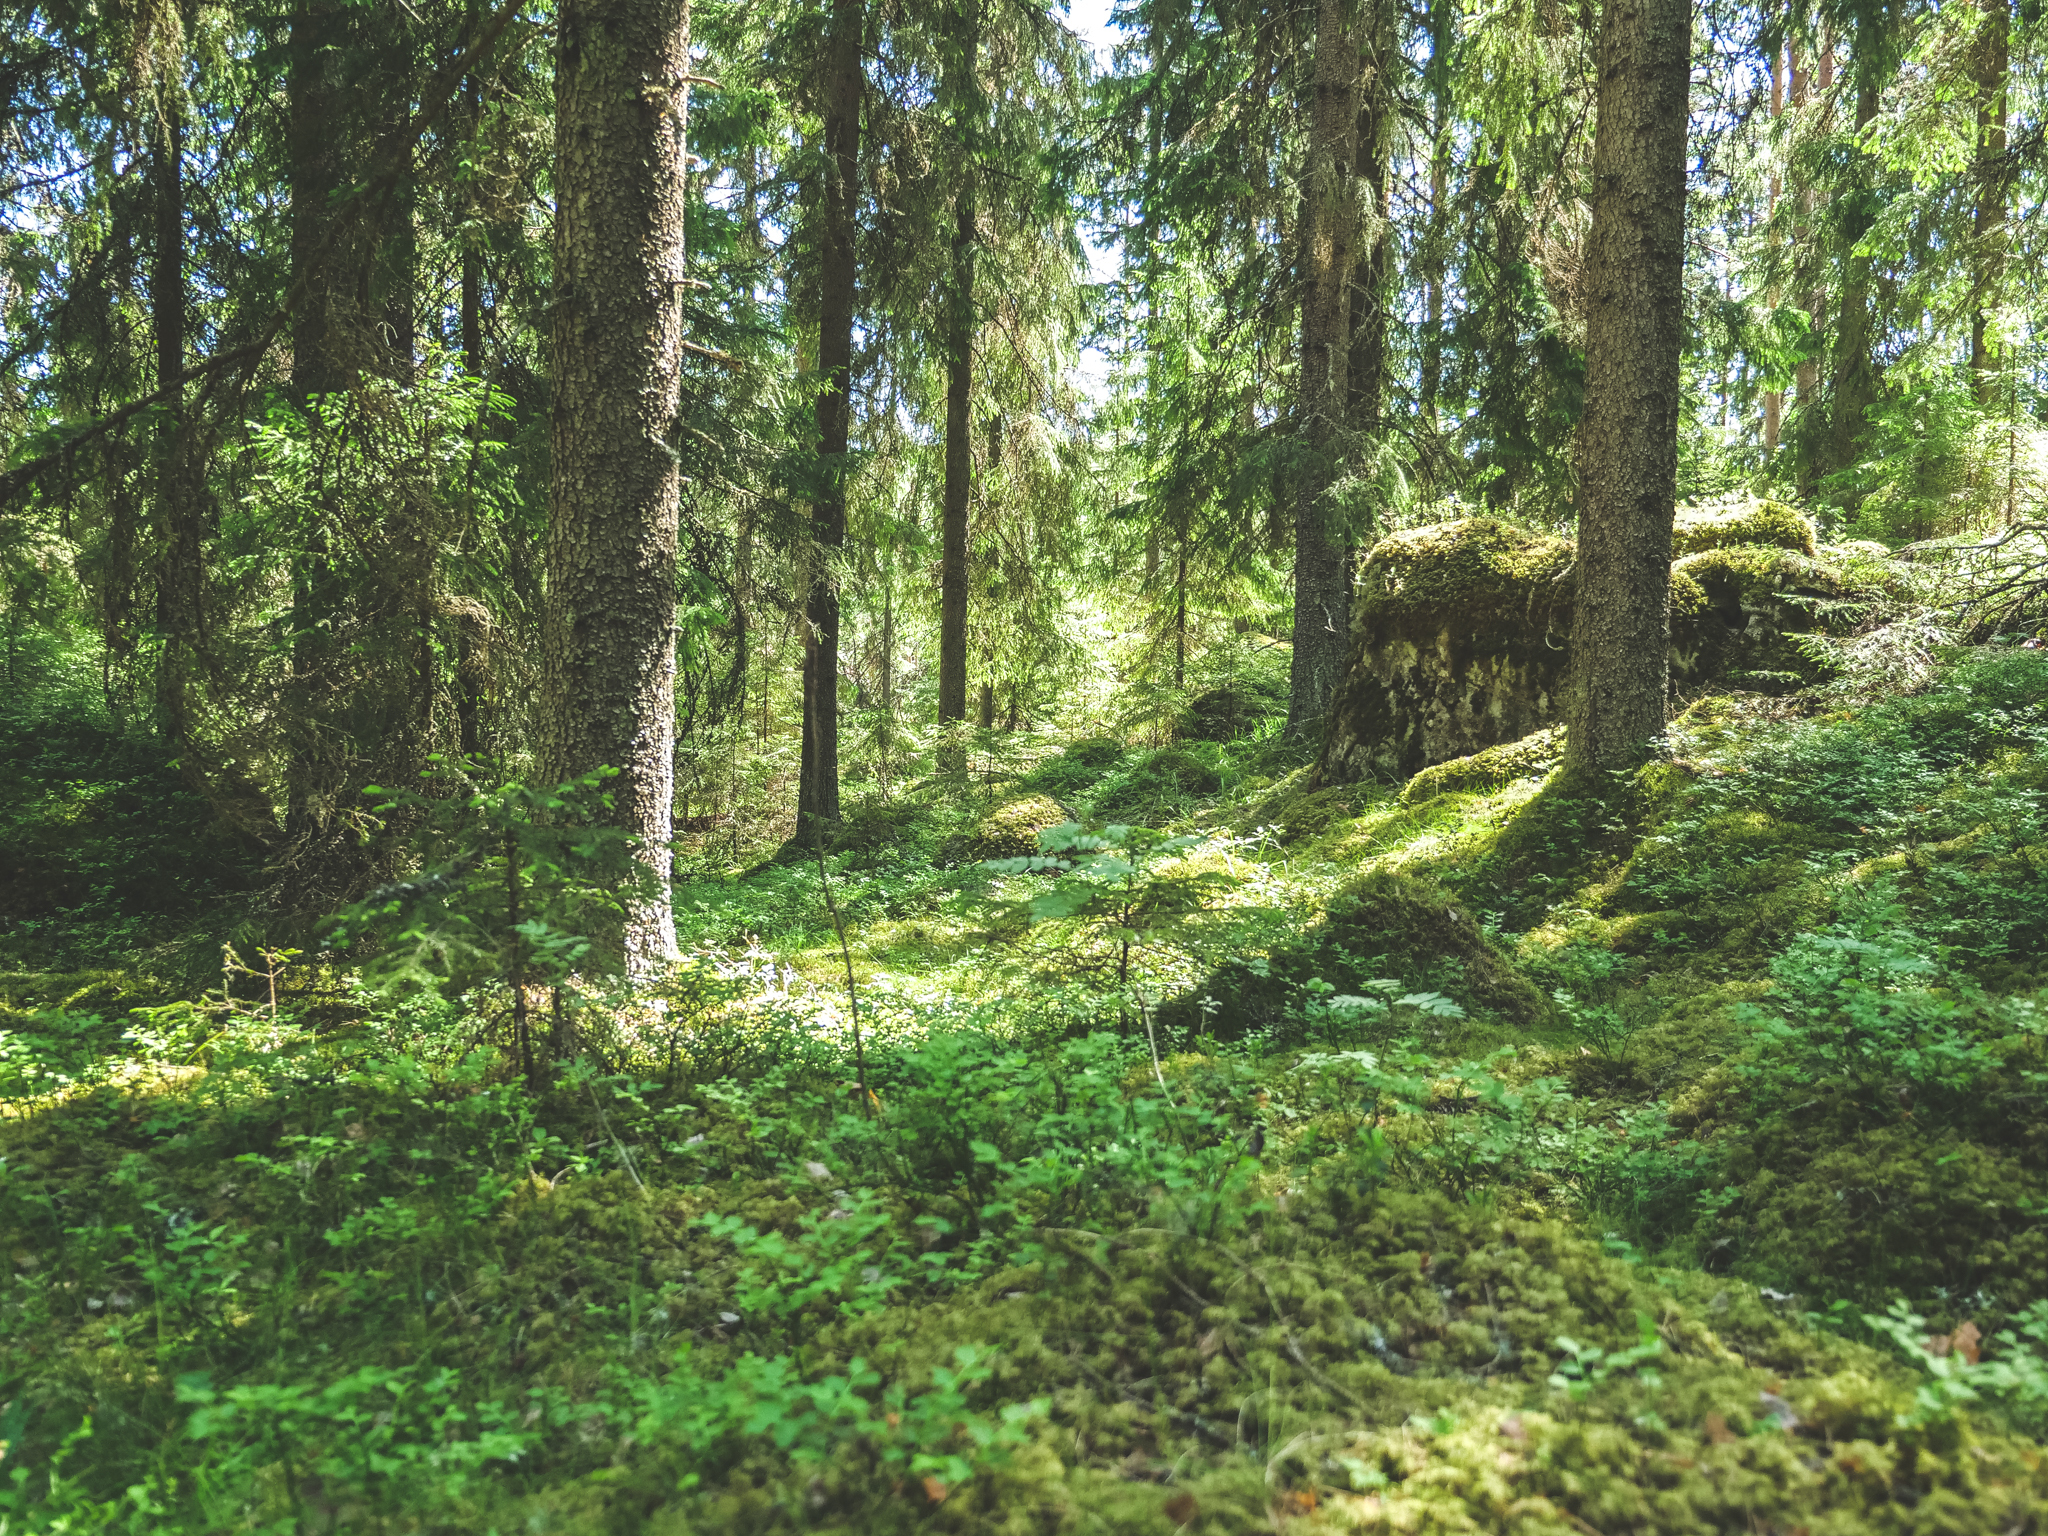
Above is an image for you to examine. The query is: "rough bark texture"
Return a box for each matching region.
[1287,0,1360,735]
[1828,77,1883,473]
[799,0,862,839]
[1562,0,1689,777]
[1348,0,1393,521]
[541,0,692,970]
[284,0,351,852]
[150,100,200,745]
[1971,0,2008,403]
[936,0,979,742]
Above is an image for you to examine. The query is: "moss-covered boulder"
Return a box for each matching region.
[1672,496,1817,557]
[1317,507,1887,787]
[951,793,1069,862]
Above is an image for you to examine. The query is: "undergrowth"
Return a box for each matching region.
[3,647,2048,1532]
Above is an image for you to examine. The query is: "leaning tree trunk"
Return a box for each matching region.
[1286,0,1360,735]
[541,0,693,972]
[798,0,863,841]
[936,0,980,757]
[1561,0,1689,777]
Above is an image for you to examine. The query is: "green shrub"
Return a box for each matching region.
[1090,747,1222,821]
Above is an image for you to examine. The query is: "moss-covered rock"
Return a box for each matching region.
[1672,496,1817,557]
[1317,516,1887,789]
[952,793,1070,862]
[1401,728,1562,806]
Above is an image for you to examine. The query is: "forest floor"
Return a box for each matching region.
[3,646,2048,1533]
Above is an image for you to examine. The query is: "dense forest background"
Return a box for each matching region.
[5,0,2048,1527]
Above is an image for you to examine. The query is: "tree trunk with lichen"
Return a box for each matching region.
[1562,0,1689,778]
[540,0,692,972]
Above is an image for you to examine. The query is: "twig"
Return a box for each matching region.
[812,829,872,1118]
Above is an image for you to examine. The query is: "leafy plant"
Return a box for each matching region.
[983,822,1231,985]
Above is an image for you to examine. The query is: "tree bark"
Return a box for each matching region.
[799,0,862,841]
[541,0,693,971]
[1287,0,1360,735]
[1562,0,1689,777]
[1348,0,1393,511]
[1762,36,1783,455]
[1970,0,2008,404]
[150,98,197,742]
[936,0,979,750]
[1828,71,1882,475]
[285,0,351,851]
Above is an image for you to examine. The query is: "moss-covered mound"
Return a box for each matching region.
[1401,726,1562,806]
[1180,677,1286,742]
[1672,496,1818,557]
[951,793,1069,861]
[1020,736,1129,798]
[1091,747,1223,822]
[1161,870,1549,1038]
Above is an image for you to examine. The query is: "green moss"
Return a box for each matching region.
[957,793,1070,860]
[1673,543,1846,605]
[1672,498,1818,558]
[1360,518,1573,623]
[1277,785,1365,843]
[1322,871,1551,1025]
[1402,729,1562,806]
[1091,747,1223,822]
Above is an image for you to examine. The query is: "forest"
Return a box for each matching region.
[3,0,2048,1523]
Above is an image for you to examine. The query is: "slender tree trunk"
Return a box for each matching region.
[1762,36,1783,455]
[1420,0,1451,428]
[1348,0,1393,521]
[285,0,350,851]
[1971,0,2008,404]
[1562,0,1689,777]
[799,0,862,841]
[1788,42,1826,431]
[150,98,195,741]
[936,0,979,750]
[540,0,693,972]
[1287,0,1360,735]
[1829,70,1882,474]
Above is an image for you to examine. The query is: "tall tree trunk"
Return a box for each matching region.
[455,60,489,763]
[1829,70,1882,475]
[1788,42,1827,432]
[799,0,862,841]
[541,0,693,972]
[936,0,979,752]
[1971,0,2008,404]
[1562,0,1689,777]
[1348,0,1393,516]
[1420,0,1451,429]
[1762,35,1783,455]
[149,100,190,738]
[285,0,350,852]
[1287,0,1360,735]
